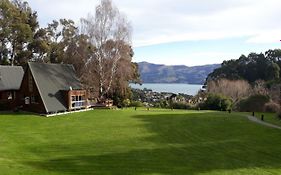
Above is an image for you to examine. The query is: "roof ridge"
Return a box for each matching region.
[28,61,74,67]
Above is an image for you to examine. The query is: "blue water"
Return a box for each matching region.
[130,83,202,96]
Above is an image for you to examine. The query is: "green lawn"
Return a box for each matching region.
[251,112,281,127]
[0,109,281,175]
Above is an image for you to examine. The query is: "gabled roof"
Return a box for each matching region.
[0,66,24,91]
[28,62,82,113]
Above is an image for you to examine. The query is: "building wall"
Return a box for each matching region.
[19,68,46,113]
[0,90,18,110]
[65,90,87,110]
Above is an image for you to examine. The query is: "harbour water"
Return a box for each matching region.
[130,83,203,96]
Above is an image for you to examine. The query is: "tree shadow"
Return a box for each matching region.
[22,112,281,174]
[0,111,39,116]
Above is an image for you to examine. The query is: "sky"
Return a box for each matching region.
[25,0,281,66]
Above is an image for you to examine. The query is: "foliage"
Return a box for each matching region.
[0,0,39,65]
[0,0,139,103]
[237,94,270,112]
[80,0,138,100]
[130,101,143,107]
[264,102,280,113]
[268,83,281,104]
[277,111,281,120]
[200,93,232,111]
[122,99,131,107]
[207,79,251,103]
[207,50,281,83]
[153,100,170,108]
[111,85,133,107]
[44,19,80,63]
[170,102,192,110]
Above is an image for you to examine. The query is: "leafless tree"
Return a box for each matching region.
[268,83,281,104]
[207,79,251,103]
[252,80,269,96]
[81,0,132,100]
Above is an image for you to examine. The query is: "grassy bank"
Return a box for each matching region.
[249,112,281,127]
[0,109,281,174]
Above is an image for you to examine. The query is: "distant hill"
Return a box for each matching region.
[138,62,220,84]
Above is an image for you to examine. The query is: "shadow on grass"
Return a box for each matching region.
[23,112,281,174]
[0,111,38,116]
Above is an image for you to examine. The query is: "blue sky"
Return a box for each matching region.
[25,0,281,66]
[134,37,281,66]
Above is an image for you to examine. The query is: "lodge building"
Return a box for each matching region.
[0,62,87,114]
[0,66,24,110]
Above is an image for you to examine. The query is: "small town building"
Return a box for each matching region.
[0,66,24,110]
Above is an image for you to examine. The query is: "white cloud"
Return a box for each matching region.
[136,51,240,66]
[25,0,281,47]
[246,31,281,44]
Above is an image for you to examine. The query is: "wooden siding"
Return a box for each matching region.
[19,68,46,113]
[65,90,87,110]
[0,90,18,110]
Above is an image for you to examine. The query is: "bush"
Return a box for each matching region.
[277,110,281,120]
[122,99,131,107]
[130,101,143,107]
[171,102,192,109]
[264,102,280,113]
[200,93,232,111]
[237,94,270,112]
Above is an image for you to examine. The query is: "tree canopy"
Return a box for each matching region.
[0,0,140,103]
[207,49,281,84]
[0,0,38,65]
[81,0,138,100]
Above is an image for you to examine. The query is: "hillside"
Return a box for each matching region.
[138,62,220,84]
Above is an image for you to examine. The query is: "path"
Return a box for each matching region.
[246,115,281,130]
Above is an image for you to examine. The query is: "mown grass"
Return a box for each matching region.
[248,112,281,127]
[0,109,281,175]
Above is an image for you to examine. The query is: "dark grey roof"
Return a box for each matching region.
[28,62,82,113]
[0,66,24,91]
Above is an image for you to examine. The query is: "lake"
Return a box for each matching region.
[130,83,203,96]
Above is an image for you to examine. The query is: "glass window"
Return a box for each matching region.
[71,96,75,101]
[8,92,12,100]
[70,94,85,109]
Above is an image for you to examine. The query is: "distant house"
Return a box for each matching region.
[0,66,24,110]
[19,62,87,114]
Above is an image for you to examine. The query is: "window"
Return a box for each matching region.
[25,97,30,105]
[31,95,38,104]
[71,95,85,109]
[7,92,12,100]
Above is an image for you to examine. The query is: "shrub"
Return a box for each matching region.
[171,102,192,109]
[237,94,270,112]
[277,110,281,120]
[160,100,169,108]
[200,93,232,111]
[153,102,161,108]
[264,102,280,113]
[130,101,143,107]
[122,99,131,107]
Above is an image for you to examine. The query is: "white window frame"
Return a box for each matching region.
[71,95,85,109]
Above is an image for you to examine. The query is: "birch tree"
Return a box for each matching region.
[81,0,132,100]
